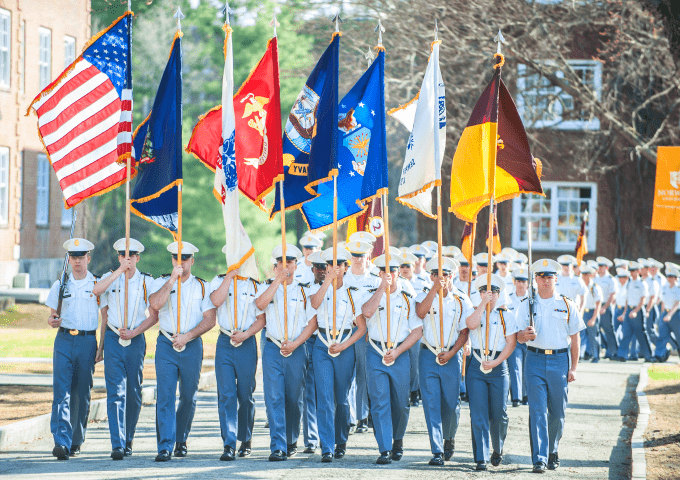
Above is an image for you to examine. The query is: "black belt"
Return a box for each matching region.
[318,328,352,337]
[527,346,568,355]
[59,327,96,336]
[473,349,501,360]
[421,344,452,352]
[369,339,402,350]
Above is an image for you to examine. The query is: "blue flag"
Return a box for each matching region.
[130,33,183,237]
[270,34,339,218]
[300,49,388,231]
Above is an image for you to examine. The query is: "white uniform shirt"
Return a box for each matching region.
[209,275,260,332]
[515,293,585,350]
[150,275,214,334]
[615,280,628,308]
[495,270,515,289]
[506,290,528,314]
[453,278,474,297]
[625,278,649,308]
[415,288,472,348]
[593,273,618,305]
[643,275,660,305]
[583,282,604,310]
[556,273,588,301]
[255,281,313,342]
[466,307,518,352]
[294,261,315,286]
[46,272,102,331]
[652,273,667,289]
[344,270,381,295]
[100,270,152,330]
[365,287,423,345]
[660,283,680,311]
[409,273,432,294]
[310,284,360,334]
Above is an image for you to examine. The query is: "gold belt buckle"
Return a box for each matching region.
[70,329,79,336]
[544,349,553,355]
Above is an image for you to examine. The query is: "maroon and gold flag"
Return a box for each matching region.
[461,222,474,263]
[486,204,502,254]
[449,55,543,222]
[575,210,589,266]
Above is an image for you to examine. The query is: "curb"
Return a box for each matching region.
[631,365,649,480]
[0,370,216,452]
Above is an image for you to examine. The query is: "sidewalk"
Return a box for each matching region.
[0,360,641,479]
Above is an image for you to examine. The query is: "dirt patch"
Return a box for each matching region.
[0,385,107,427]
[644,363,680,480]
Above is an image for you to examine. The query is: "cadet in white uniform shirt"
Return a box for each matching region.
[144,241,216,462]
[494,253,515,290]
[614,262,653,362]
[516,259,585,473]
[409,244,434,287]
[580,265,604,362]
[46,238,104,460]
[361,253,423,465]
[639,259,661,346]
[255,244,317,461]
[507,264,529,406]
[593,257,619,359]
[416,257,472,466]
[93,238,155,460]
[208,247,264,461]
[556,255,587,313]
[465,274,518,471]
[653,263,680,362]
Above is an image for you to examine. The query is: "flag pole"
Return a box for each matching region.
[383,191,392,350]
[467,223,476,297]
[332,174,338,341]
[280,182,288,343]
[123,0,132,332]
[174,7,184,336]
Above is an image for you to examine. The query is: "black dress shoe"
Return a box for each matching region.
[410,391,420,406]
[522,396,529,405]
[264,420,269,428]
[376,451,392,464]
[238,440,251,457]
[476,461,487,471]
[356,419,369,433]
[443,439,454,461]
[367,414,373,428]
[391,439,403,461]
[429,453,444,466]
[287,443,298,458]
[321,452,333,463]
[174,442,187,457]
[111,447,125,460]
[303,445,316,454]
[220,446,236,461]
[69,444,81,457]
[460,392,469,403]
[548,452,560,470]
[348,423,357,435]
[124,442,133,456]
[490,450,503,466]
[532,462,546,473]
[612,355,627,362]
[52,445,69,460]
[269,450,287,461]
[512,399,521,407]
[334,443,346,459]
[155,450,172,462]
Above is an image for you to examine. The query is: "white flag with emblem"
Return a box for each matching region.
[388,41,446,218]
[217,25,258,278]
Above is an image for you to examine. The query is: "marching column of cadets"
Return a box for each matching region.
[47,235,680,471]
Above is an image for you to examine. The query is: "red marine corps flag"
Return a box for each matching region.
[187,34,283,209]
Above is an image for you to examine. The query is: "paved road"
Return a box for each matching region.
[0,360,641,479]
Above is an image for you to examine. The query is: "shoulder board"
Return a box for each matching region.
[348,286,358,291]
[497,306,508,311]
[402,290,413,298]
[266,279,274,284]
[195,277,206,283]
[370,272,379,277]
[368,288,378,293]
[218,273,226,278]
[161,273,172,278]
[93,274,101,280]
[423,286,430,293]
[109,269,114,273]
[299,282,310,288]
[520,297,529,302]
[399,275,407,280]
[561,295,572,302]
[140,271,152,277]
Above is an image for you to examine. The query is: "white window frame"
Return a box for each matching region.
[63,35,75,68]
[19,20,25,93]
[0,147,9,225]
[516,60,602,131]
[39,27,51,90]
[511,181,598,252]
[0,8,10,89]
[36,154,50,226]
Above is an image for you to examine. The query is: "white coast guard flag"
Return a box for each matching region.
[389,41,446,218]
[217,25,258,278]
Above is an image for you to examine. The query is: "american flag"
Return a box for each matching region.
[27,13,133,208]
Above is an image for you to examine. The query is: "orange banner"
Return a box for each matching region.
[652,146,680,231]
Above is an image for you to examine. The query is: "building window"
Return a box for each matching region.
[61,204,73,227]
[0,147,9,225]
[39,27,51,90]
[36,154,50,226]
[64,35,75,68]
[19,20,25,93]
[516,60,602,130]
[511,181,597,252]
[0,8,10,88]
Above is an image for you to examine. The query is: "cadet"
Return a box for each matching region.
[494,252,515,289]
[507,264,529,406]
[296,234,323,454]
[453,253,474,297]
[516,259,585,473]
[416,257,471,466]
[93,238,154,459]
[255,244,317,461]
[47,238,103,460]
[614,261,653,362]
[409,244,434,287]
[143,241,216,462]
[344,239,380,434]
[593,257,619,359]
[580,265,604,362]
[361,252,423,464]
[400,251,425,407]
[556,255,587,313]
[653,263,680,362]
[209,250,264,461]
[465,274,518,470]
[639,259,661,347]
[308,247,367,462]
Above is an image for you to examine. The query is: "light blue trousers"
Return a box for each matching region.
[583,310,600,359]
[616,308,653,361]
[599,307,618,358]
[302,335,319,448]
[508,342,527,401]
[655,311,680,359]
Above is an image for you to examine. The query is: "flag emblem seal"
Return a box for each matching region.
[286,85,320,153]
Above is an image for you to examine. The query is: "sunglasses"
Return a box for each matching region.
[172,254,193,261]
[478,286,501,293]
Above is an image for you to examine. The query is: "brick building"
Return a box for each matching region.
[0,0,91,287]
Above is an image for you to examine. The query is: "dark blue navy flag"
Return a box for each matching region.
[270,33,339,219]
[300,49,388,231]
[131,33,183,237]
